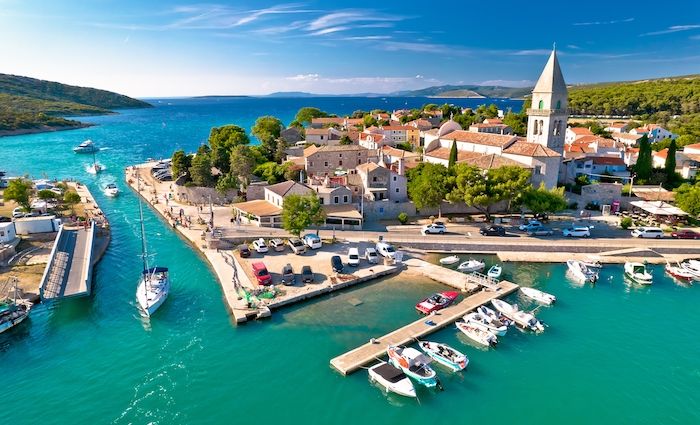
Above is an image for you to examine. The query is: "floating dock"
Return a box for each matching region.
[329,280,519,375]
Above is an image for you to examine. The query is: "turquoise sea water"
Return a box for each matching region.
[2,97,699,424]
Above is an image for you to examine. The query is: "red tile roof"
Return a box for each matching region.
[425,147,483,162]
[441,130,516,147]
[653,148,669,159]
[590,156,626,166]
[503,141,560,157]
[568,127,593,136]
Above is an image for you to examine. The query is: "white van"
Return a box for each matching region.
[347,247,360,267]
[631,227,664,239]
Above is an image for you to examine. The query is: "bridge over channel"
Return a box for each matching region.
[39,222,96,300]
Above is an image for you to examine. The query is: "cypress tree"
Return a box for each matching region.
[635,134,652,182]
[448,139,458,168]
[665,139,677,183]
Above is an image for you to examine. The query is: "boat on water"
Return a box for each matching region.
[439,255,460,265]
[520,287,556,305]
[456,321,498,346]
[0,278,32,335]
[418,341,469,372]
[367,361,417,398]
[86,150,102,174]
[680,259,700,279]
[104,183,119,197]
[73,139,99,153]
[624,262,653,285]
[665,262,695,282]
[457,259,485,273]
[463,312,508,336]
[491,299,545,332]
[566,259,598,283]
[487,264,502,279]
[415,291,459,314]
[387,345,438,388]
[476,305,513,327]
[582,256,603,269]
[135,179,170,316]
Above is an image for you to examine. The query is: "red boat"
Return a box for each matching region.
[416,291,459,314]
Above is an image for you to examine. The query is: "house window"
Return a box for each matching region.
[538,100,544,109]
[372,177,377,182]
[334,196,339,204]
[310,161,313,167]
[324,161,328,167]
[339,154,342,158]
[343,195,348,202]
[556,100,561,110]
[395,188,399,193]
[393,176,397,181]
[539,120,544,135]
[534,165,542,175]
[339,160,343,166]
[319,198,324,204]
[321,136,324,140]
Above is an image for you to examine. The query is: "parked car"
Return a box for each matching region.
[533,213,549,222]
[670,229,700,239]
[631,227,664,239]
[268,238,285,252]
[376,241,397,260]
[365,247,379,264]
[527,227,554,236]
[519,219,542,231]
[331,255,344,273]
[0,216,11,223]
[421,223,446,235]
[480,225,506,236]
[281,263,295,285]
[11,207,24,218]
[237,244,251,258]
[563,226,591,238]
[302,233,322,249]
[252,238,268,253]
[301,265,314,283]
[251,262,272,286]
[347,247,360,266]
[287,237,306,255]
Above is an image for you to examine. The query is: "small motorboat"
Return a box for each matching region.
[73,139,99,153]
[457,259,485,273]
[456,321,497,346]
[491,299,545,332]
[665,262,695,282]
[463,312,508,336]
[104,183,119,197]
[415,291,459,314]
[387,345,438,388]
[624,262,653,285]
[439,255,460,265]
[487,264,502,279]
[476,304,513,327]
[566,259,598,283]
[367,361,417,398]
[582,256,603,269]
[520,287,556,305]
[680,259,700,279]
[0,279,32,335]
[418,341,468,372]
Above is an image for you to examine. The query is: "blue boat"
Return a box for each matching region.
[387,345,438,387]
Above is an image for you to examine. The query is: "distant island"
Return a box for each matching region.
[262,84,532,99]
[0,73,152,137]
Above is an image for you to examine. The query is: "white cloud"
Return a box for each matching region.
[510,49,552,56]
[641,24,700,36]
[574,17,634,26]
[309,26,350,36]
[167,3,313,30]
[286,73,320,81]
[379,41,470,55]
[341,35,392,41]
[567,44,580,49]
[307,10,401,32]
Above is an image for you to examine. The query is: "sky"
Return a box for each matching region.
[1,0,700,97]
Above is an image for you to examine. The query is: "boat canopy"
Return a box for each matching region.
[374,363,406,383]
[143,267,169,275]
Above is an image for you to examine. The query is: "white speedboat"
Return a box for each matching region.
[368,361,417,398]
[73,139,99,153]
[456,321,497,346]
[520,287,556,305]
[566,259,598,283]
[439,255,460,265]
[387,345,438,388]
[418,341,469,372]
[491,299,545,332]
[104,183,119,197]
[624,262,653,285]
[463,312,508,336]
[665,262,695,283]
[476,304,513,327]
[487,264,502,279]
[582,256,603,269]
[457,259,485,273]
[680,259,700,279]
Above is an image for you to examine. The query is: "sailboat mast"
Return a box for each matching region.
[137,173,149,274]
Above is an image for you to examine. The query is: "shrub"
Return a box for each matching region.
[397,212,408,225]
[567,202,578,210]
[620,217,633,229]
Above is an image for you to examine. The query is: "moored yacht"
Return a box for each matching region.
[624,262,653,285]
[73,139,99,153]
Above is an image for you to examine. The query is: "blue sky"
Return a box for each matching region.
[1,0,700,97]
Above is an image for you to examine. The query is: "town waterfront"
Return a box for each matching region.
[2,98,699,424]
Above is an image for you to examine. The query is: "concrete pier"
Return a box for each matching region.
[330,280,519,375]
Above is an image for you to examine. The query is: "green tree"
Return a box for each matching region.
[215,173,239,195]
[3,178,32,211]
[254,161,286,184]
[295,107,327,125]
[406,163,452,215]
[339,135,353,145]
[502,110,527,136]
[63,190,81,215]
[634,134,652,182]
[208,125,249,173]
[37,189,57,200]
[448,140,458,168]
[229,145,257,188]
[674,183,700,216]
[522,183,568,214]
[252,116,284,161]
[282,193,326,236]
[665,139,677,182]
[171,149,192,180]
[189,148,215,187]
[363,114,378,127]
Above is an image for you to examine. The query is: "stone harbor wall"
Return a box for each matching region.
[173,185,238,205]
[362,200,507,221]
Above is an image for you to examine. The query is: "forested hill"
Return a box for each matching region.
[0,73,151,135]
[568,75,700,116]
[0,73,151,109]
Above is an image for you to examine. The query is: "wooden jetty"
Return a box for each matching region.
[329,280,519,375]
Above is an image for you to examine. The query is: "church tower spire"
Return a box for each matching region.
[527,48,568,153]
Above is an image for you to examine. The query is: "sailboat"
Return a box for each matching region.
[87,150,102,174]
[0,278,32,334]
[135,181,169,316]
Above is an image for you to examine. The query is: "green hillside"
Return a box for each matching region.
[393,85,532,99]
